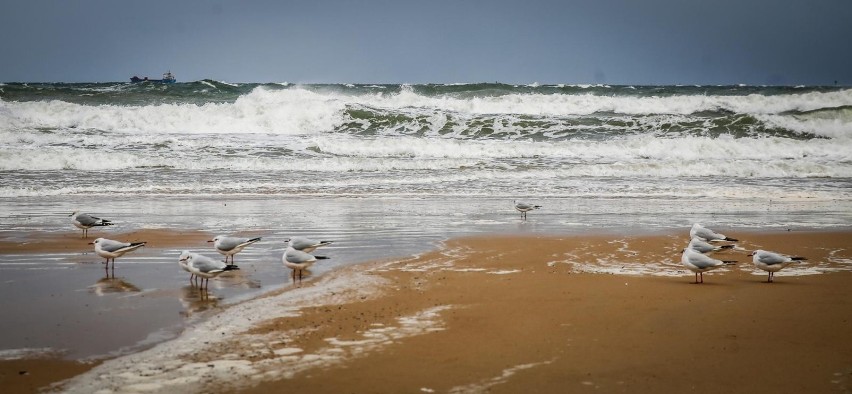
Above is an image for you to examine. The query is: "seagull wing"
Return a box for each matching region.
[190,253,227,273]
[99,238,131,253]
[75,213,100,226]
[756,250,791,266]
[285,248,318,264]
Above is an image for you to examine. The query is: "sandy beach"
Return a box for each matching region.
[2,228,850,393]
[3,10,852,393]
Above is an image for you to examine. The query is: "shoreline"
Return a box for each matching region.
[1,229,848,392]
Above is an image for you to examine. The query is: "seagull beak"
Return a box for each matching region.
[87,242,94,245]
[207,240,214,243]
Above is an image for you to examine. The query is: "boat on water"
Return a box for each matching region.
[130,71,176,83]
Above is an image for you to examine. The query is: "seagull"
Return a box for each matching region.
[690,223,738,242]
[89,237,146,272]
[180,251,240,289]
[749,250,807,283]
[208,235,262,265]
[283,246,329,287]
[70,211,113,238]
[285,236,333,253]
[686,237,736,254]
[514,201,542,220]
[681,247,737,284]
[178,250,196,285]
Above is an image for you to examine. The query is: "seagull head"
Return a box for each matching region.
[179,250,192,262]
[208,235,222,244]
[88,238,103,246]
[69,210,79,217]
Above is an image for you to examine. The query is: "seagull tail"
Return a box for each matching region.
[724,237,739,242]
[224,264,240,271]
[95,221,114,227]
[319,241,334,246]
[314,255,330,260]
[534,205,542,209]
[791,257,808,261]
[248,237,262,243]
[130,242,146,247]
[719,244,735,250]
[722,260,737,265]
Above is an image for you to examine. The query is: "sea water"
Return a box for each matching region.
[0,82,850,359]
[1,82,850,200]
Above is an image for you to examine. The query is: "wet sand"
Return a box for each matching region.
[0,228,214,255]
[24,229,849,393]
[0,229,212,393]
[0,358,98,394]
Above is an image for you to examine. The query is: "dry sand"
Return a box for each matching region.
[242,231,852,393]
[2,230,851,393]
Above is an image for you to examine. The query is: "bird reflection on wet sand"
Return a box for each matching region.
[88,275,141,296]
[178,285,220,317]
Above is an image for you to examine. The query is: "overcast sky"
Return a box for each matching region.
[2,0,851,85]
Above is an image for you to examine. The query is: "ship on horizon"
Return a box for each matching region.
[130,71,175,83]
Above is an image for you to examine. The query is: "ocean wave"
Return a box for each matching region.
[1,134,849,182]
[1,169,848,199]
[3,86,851,138]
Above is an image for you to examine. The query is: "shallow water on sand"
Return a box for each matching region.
[0,194,850,359]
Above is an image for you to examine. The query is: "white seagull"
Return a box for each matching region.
[179,251,240,289]
[178,250,196,285]
[690,223,738,242]
[686,237,736,254]
[514,201,542,220]
[208,235,262,265]
[681,247,737,284]
[749,249,807,283]
[70,211,113,238]
[89,237,146,271]
[283,246,329,287]
[285,236,333,253]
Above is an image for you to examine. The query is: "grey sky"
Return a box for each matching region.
[2,0,850,85]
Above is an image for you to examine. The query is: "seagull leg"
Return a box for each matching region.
[700,272,704,283]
